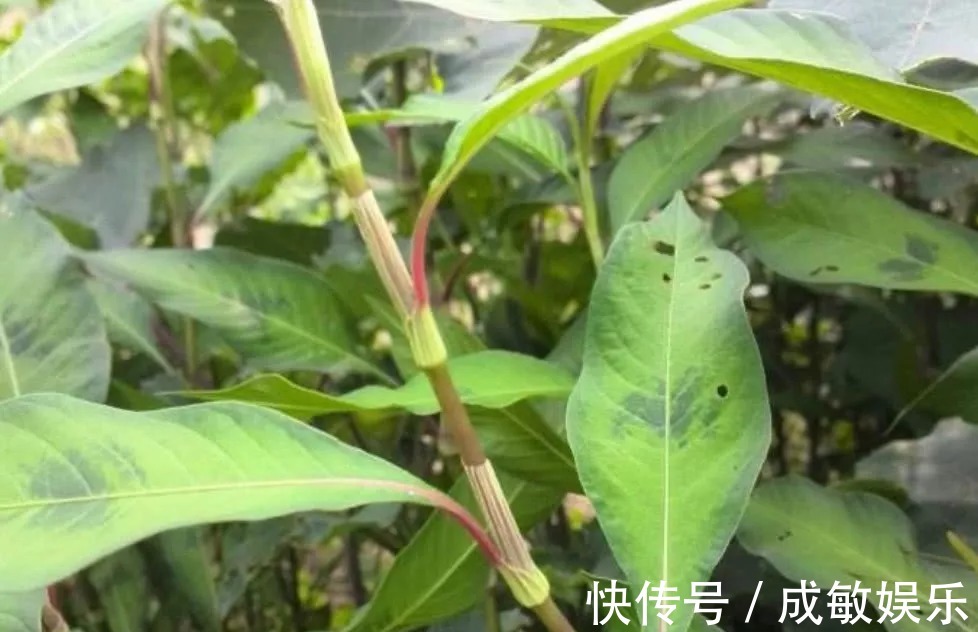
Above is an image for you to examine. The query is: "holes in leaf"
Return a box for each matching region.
[717,384,729,398]
[653,241,676,256]
[662,273,672,283]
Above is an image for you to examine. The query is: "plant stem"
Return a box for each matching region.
[533,598,576,632]
[147,13,196,377]
[576,139,604,265]
[41,602,69,632]
[273,2,574,630]
[556,91,604,265]
[424,363,485,464]
[390,60,420,204]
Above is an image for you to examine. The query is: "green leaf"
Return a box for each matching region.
[778,122,919,171]
[651,9,978,156]
[178,349,573,417]
[87,547,152,632]
[198,101,314,217]
[723,172,978,296]
[583,49,641,139]
[346,474,561,632]
[857,418,978,517]
[607,83,781,233]
[769,0,978,71]
[144,528,220,631]
[81,247,385,380]
[400,0,614,26]
[0,0,167,115]
[429,0,752,193]
[566,194,771,632]
[0,591,43,632]
[220,0,537,100]
[0,393,485,593]
[86,277,174,373]
[347,95,572,179]
[26,125,160,248]
[177,351,577,489]
[897,347,978,426]
[0,199,110,402]
[738,476,972,632]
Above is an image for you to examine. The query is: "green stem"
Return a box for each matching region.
[272,3,575,630]
[555,92,604,265]
[147,13,196,378]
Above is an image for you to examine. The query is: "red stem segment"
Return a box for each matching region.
[410,187,446,307]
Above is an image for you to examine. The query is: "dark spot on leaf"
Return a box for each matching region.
[825,265,839,272]
[662,273,672,283]
[652,241,675,256]
[717,384,728,398]
[694,256,708,263]
[905,234,938,265]
[699,283,711,290]
[879,258,925,282]
[614,370,724,441]
[711,273,722,281]
[809,266,823,277]
[777,530,792,542]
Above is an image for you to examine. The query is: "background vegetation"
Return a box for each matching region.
[1,0,978,631]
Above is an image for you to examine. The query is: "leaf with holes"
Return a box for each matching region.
[608,82,782,234]
[81,247,385,381]
[738,476,978,632]
[0,393,490,593]
[0,0,166,115]
[566,194,771,632]
[723,172,978,297]
[0,198,110,402]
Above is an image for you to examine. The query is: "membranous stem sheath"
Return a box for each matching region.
[272,2,576,630]
[350,190,414,318]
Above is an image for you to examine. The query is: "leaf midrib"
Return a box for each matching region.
[660,221,681,632]
[98,299,173,373]
[97,255,385,380]
[0,477,433,513]
[496,406,577,474]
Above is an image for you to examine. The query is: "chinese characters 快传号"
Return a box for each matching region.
[586,579,970,627]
